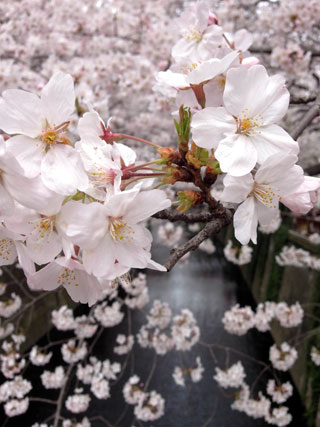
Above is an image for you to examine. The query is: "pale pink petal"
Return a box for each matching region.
[157,70,188,89]
[104,189,139,218]
[191,107,236,150]
[172,38,198,61]
[0,90,43,137]
[113,143,136,166]
[83,235,122,278]
[0,183,14,216]
[256,200,279,226]
[41,144,88,195]
[281,176,320,214]
[41,72,75,126]
[252,125,299,165]
[6,135,43,178]
[204,79,224,108]
[147,259,167,272]
[220,173,254,203]
[259,75,289,124]
[187,51,239,85]
[27,262,61,291]
[112,238,152,269]
[124,190,171,224]
[58,201,108,250]
[176,89,199,109]
[233,29,253,51]
[26,229,62,265]
[282,193,315,215]
[78,111,105,141]
[224,65,270,117]
[67,269,103,306]
[215,134,257,176]
[3,174,64,216]
[15,241,35,276]
[255,154,303,195]
[234,197,258,245]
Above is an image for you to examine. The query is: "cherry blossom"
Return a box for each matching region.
[275,302,304,328]
[29,347,52,366]
[265,406,292,427]
[58,189,171,279]
[220,154,304,244]
[192,65,299,176]
[134,390,165,421]
[267,380,293,404]
[222,304,255,335]
[172,1,223,62]
[214,361,246,389]
[4,397,29,417]
[269,343,298,371]
[310,347,320,366]
[27,257,105,306]
[41,366,65,389]
[65,393,91,413]
[114,334,134,355]
[223,240,253,265]
[0,72,88,195]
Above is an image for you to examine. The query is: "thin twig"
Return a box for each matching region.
[29,397,57,405]
[291,93,320,140]
[152,208,219,223]
[164,211,233,271]
[143,352,157,391]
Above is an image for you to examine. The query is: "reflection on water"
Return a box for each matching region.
[1,243,307,427]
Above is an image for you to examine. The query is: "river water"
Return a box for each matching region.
[1,242,307,426]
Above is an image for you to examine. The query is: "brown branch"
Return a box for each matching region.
[250,46,320,57]
[152,209,218,223]
[164,209,233,271]
[290,95,317,104]
[291,93,320,140]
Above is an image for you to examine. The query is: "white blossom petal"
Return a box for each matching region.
[41,144,88,195]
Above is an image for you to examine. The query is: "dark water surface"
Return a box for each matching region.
[1,245,307,427]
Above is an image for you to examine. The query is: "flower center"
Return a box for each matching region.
[28,217,55,240]
[40,121,70,147]
[0,239,13,262]
[237,110,264,136]
[253,183,281,209]
[57,268,79,287]
[216,75,226,91]
[179,62,200,75]
[109,218,134,243]
[185,28,203,42]
[91,168,117,187]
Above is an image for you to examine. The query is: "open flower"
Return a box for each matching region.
[192,65,299,176]
[77,109,136,167]
[172,1,223,62]
[220,154,304,244]
[281,175,320,215]
[157,51,238,91]
[0,72,88,195]
[58,189,171,279]
[27,257,105,306]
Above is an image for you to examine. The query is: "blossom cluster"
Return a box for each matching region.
[213,360,293,426]
[137,303,200,355]
[0,70,173,306]
[276,245,320,271]
[155,0,320,246]
[222,301,304,335]
[172,357,204,386]
[123,375,165,421]
[223,240,253,265]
